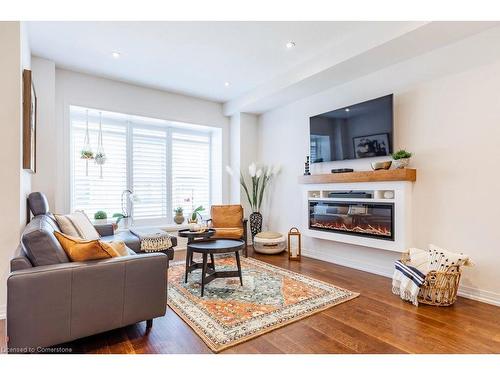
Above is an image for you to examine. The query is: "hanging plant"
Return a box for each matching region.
[80,109,94,176]
[94,111,106,178]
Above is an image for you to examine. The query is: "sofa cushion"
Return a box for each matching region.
[21,216,70,266]
[54,212,100,240]
[54,232,120,262]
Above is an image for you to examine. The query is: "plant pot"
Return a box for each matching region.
[249,212,263,238]
[188,219,198,231]
[174,213,185,224]
[393,158,410,169]
[94,219,107,225]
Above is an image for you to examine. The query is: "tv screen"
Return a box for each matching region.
[309,94,393,163]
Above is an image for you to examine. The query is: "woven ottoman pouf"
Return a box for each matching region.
[253,231,286,254]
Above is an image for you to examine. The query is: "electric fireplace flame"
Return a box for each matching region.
[309,201,394,241]
[310,221,391,237]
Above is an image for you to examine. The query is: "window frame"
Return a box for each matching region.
[68,105,215,226]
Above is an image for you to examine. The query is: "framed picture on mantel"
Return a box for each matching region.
[23,69,37,173]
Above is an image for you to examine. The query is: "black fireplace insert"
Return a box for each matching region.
[309,200,394,241]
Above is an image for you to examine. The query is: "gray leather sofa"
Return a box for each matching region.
[7,192,170,351]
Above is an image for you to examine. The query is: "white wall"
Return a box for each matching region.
[39,68,231,213]
[0,21,30,318]
[228,112,259,217]
[31,57,56,206]
[259,42,500,305]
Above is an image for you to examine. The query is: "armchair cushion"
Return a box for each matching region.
[211,205,244,228]
[212,227,244,240]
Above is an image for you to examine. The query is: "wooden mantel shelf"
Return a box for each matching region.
[298,168,416,184]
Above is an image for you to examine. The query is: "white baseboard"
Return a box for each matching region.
[302,248,500,307]
[0,304,5,320]
[302,248,394,279]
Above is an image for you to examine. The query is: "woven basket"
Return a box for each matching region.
[401,252,462,306]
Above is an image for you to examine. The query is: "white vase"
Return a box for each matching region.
[394,158,410,169]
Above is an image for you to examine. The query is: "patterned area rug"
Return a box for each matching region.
[167,256,359,352]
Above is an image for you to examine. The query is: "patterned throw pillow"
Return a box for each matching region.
[54,211,100,240]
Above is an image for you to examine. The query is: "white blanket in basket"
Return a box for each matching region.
[392,245,471,306]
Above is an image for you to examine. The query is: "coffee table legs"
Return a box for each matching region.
[201,253,208,297]
[184,248,191,283]
[235,251,243,286]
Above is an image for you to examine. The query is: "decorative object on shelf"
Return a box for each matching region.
[226,162,281,238]
[112,212,124,224]
[94,111,107,178]
[287,227,302,261]
[391,149,413,169]
[370,160,392,170]
[253,231,286,254]
[304,155,311,175]
[93,210,107,225]
[383,190,395,199]
[80,109,94,176]
[174,207,185,224]
[22,69,37,173]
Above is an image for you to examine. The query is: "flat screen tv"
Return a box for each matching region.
[309,94,393,163]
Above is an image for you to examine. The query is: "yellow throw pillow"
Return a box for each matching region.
[54,231,120,262]
[100,240,129,257]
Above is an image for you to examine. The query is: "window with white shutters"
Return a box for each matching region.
[171,131,211,218]
[69,106,217,224]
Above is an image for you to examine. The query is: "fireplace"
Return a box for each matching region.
[309,200,394,241]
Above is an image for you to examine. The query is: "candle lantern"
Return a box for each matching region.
[287,227,302,261]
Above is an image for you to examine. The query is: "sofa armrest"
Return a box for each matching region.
[94,223,115,237]
[7,253,167,349]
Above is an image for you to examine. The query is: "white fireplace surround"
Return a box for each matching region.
[301,181,413,252]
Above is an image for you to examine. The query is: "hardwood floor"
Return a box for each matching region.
[2,247,500,354]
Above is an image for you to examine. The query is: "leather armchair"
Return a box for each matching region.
[208,204,248,257]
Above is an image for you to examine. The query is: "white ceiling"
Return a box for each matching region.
[27,21,413,103]
[27,21,499,114]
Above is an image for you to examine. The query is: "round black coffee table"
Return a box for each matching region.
[185,239,245,297]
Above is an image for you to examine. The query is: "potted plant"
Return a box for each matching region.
[173,207,185,224]
[94,210,108,225]
[391,149,413,169]
[226,163,280,238]
[188,206,204,231]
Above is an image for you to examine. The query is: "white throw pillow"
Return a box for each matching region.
[55,211,101,240]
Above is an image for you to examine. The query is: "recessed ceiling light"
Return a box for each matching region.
[345,108,350,112]
[286,41,296,49]
[224,81,230,87]
[112,52,121,59]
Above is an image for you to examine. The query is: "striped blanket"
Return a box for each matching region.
[392,260,426,306]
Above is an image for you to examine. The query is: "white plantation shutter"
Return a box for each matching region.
[172,132,210,218]
[71,114,127,218]
[70,106,214,223]
[132,127,168,219]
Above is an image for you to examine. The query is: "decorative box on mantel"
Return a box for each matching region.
[298,169,416,253]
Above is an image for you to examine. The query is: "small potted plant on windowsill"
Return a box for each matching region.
[391,149,413,169]
[174,207,185,224]
[94,210,108,225]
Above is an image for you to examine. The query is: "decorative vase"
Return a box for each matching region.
[249,212,263,238]
[394,158,410,169]
[174,213,185,224]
